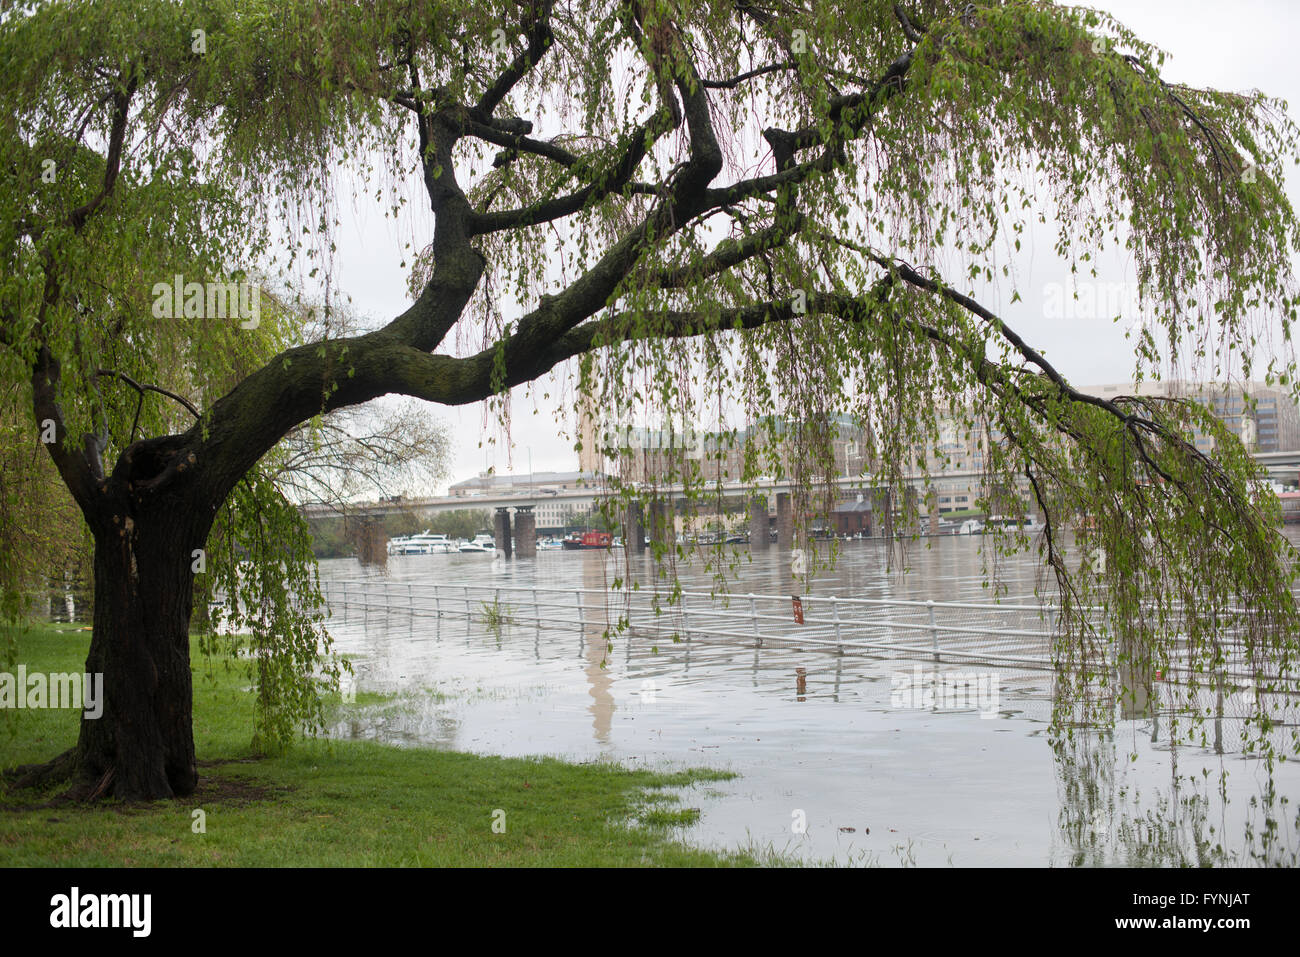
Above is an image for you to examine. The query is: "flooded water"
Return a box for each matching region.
[318,536,1300,866]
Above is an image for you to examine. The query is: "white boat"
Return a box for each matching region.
[387,531,456,555]
[957,519,984,536]
[983,515,1038,532]
[458,533,496,553]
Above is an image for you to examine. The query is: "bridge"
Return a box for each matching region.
[301,448,1300,527]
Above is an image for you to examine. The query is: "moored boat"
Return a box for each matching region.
[562,530,613,550]
[458,532,497,553]
[388,531,456,555]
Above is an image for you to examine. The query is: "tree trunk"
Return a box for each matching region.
[68,505,201,800]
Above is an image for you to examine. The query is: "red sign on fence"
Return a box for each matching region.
[791,596,804,624]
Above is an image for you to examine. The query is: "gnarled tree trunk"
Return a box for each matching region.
[66,488,208,800]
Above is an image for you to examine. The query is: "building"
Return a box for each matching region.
[1081,380,1300,454]
[610,413,873,486]
[446,470,605,534]
[448,469,601,497]
[576,396,603,474]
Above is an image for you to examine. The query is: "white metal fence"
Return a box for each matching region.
[311,578,1299,695]
[316,579,1056,670]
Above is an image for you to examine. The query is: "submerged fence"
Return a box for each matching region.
[312,577,1291,691]
[318,579,1054,666]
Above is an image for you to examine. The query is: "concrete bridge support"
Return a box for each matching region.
[356,515,387,568]
[494,507,513,558]
[625,502,645,553]
[776,492,793,549]
[513,507,536,558]
[749,495,770,548]
[647,500,671,550]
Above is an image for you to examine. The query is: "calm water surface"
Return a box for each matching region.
[318,535,1300,866]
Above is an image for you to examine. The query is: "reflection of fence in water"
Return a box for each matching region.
[314,578,1296,743]
[315,579,1293,685]
[316,578,1055,666]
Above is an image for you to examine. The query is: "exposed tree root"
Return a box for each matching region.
[2,748,77,791]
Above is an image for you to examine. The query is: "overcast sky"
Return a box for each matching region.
[297,0,1300,494]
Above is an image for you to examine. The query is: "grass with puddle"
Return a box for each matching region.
[0,624,772,866]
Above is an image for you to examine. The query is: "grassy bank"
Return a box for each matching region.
[0,625,759,866]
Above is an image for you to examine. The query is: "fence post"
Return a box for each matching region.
[928,600,938,662]
[832,596,843,654]
[749,593,761,646]
[465,585,471,619]
[681,591,690,642]
[576,590,584,629]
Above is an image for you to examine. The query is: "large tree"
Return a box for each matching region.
[2,0,1299,799]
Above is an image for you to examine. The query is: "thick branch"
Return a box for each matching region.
[706,47,914,206]
[67,73,137,233]
[476,1,556,116]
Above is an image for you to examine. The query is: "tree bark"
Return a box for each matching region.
[65,496,205,801]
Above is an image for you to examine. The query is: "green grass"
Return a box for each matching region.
[0,624,766,866]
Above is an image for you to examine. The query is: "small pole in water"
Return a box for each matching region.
[832,596,843,654]
[928,600,938,662]
[749,593,761,646]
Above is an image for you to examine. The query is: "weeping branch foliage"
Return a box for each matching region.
[1,0,1298,756]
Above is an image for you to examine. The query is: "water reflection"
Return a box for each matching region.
[582,557,615,745]
[319,536,1299,866]
[1052,730,1299,867]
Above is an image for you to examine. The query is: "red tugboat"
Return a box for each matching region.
[562,530,613,550]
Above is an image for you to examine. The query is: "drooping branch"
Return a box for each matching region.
[32,344,97,509]
[66,71,137,233]
[95,368,201,420]
[475,0,556,116]
[705,45,915,205]
[700,60,798,89]
[867,257,1246,510]
[645,216,804,288]
[465,100,680,235]
[21,71,137,242]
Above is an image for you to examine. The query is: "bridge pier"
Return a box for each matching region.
[625,502,645,552]
[513,506,536,558]
[494,507,513,558]
[776,492,793,549]
[749,495,770,548]
[356,515,387,567]
[647,500,671,550]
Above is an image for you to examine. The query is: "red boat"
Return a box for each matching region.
[562,530,613,549]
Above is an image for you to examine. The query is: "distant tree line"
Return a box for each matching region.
[305,508,491,558]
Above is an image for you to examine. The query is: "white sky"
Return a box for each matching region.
[299,0,1300,493]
